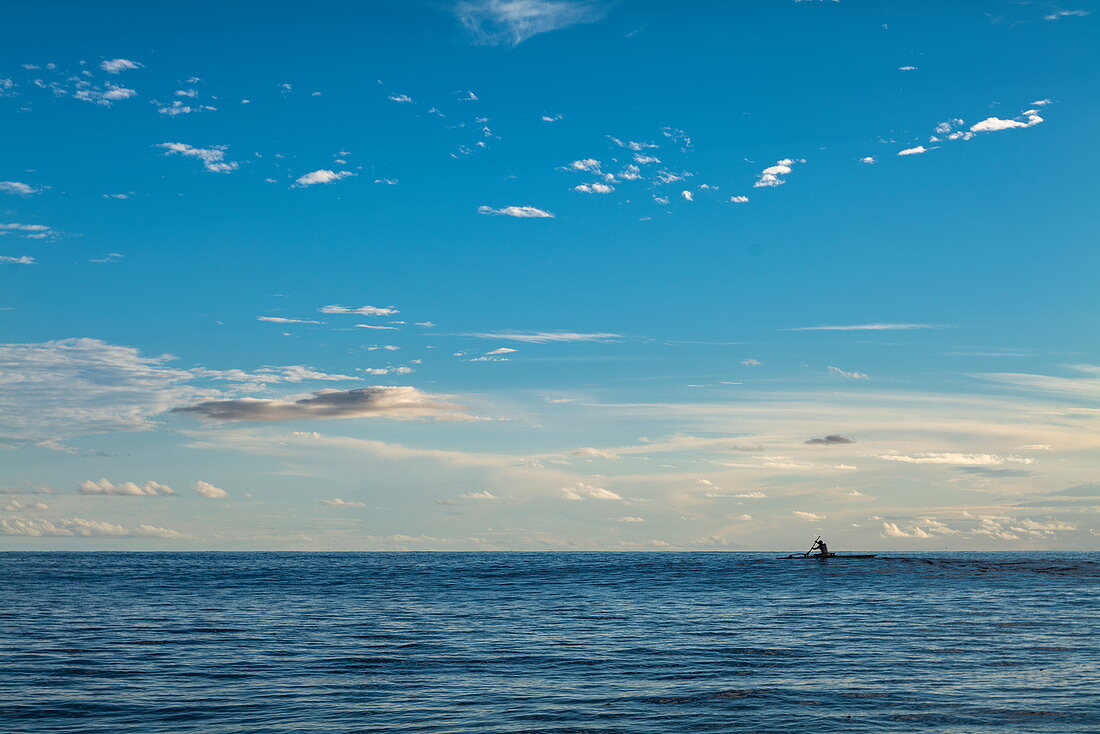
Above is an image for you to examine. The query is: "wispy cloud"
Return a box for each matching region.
[100,58,142,74]
[320,497,366,507]
[977,365,1100,399]
[462,330,620,343]
[0,338,205,442]
[158,143,237,173]
[878,452,1034,466]
[573,182,614,193]
[0,181,38,195]
[827,366,868,380]
[478,205,554,218]
[788,323,940,331]
[561,482,622,500]
[0,516,184,539]
[0,223,54,239]
[78,478,175,496]
[456,0,605,47]
[257,316,323,324]
[320,305,399,316]
[1044,9,1089,20]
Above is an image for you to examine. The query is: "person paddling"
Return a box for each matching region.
[807,538,830,557]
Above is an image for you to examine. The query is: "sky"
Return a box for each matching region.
[1,0,1098,551]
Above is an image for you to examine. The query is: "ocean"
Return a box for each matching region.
[1,552,1097,732]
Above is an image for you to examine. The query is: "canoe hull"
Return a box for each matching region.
[782,554,877,559]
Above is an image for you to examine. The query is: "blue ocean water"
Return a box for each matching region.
[1,552,1097,733]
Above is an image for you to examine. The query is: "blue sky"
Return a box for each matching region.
[2,0,1098,549]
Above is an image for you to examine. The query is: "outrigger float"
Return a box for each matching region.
[783,536,877,560]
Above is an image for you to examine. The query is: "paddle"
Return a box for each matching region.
[803,536,821,557]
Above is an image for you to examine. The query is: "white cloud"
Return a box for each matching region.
[0,181,37,195]
[0,516,184,539]
[616,516,645,522]
[362,366,414,375]
[78,479,175,496]
[192,365,357,384]
[753,158,802,188]
[320,498,366,507]
[485,347,517,355]
[2,500,49,512]
[728,195,749,203]
[681,190,694,201]
[898,146,930,156]
[610,138,658,152]
[458,490,497,500]
[387,93,413,103]
[319,304,399,316]
[156,100,216,116]
[741,358,761,366]
[571,447,619,459]
[878,453,1034,466]
[573,182,614,193]
[789,323,939,331]
[257,316,323,324]
[561,482,623,500]
[828,366,869,380]
[193,480,229,499]
[898,65,917,71]
[653,170,689,185]
[0,338,204,442]
[860,156,876,164]
[478,205,554,218]
[457,0,605,46]
[462,331,620,343]
[970,113,1043,132]
[100,58,142,74]
[1044,9,1088,20]
[0,255,35,264]
[0,222,53,236]
[793,510,825,521]
[567,158,601,172]
[158,142,237,173]
[294,169,354,187]
[881,521,932,538]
